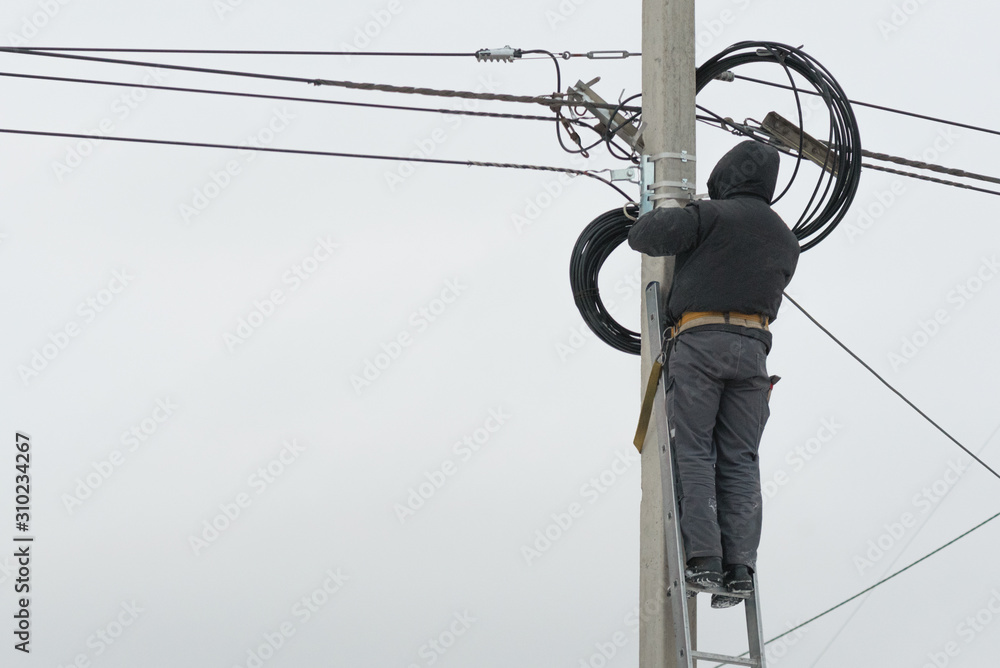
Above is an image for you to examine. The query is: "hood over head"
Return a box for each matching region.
[707,140,781,202]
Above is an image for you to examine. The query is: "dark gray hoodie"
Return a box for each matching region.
[627,140,800,349]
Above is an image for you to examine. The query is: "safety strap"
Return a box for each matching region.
[633,357,662,453]
[633,337,674,452]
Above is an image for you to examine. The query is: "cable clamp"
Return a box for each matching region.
[648,150,695,163]
[605,167,640,183]
[475,46,522,62]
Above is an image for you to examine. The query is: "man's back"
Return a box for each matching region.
[628,140,800,345]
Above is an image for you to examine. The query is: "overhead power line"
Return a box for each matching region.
[0,47,639,112]
[709,506,1000,668]
[696,113,1000,197]
[765,509,1000,646]
[11,48,478,56]
[732,73,1000,138]
[862,162,1000,197]
[0,70,580,124]
[0,127,631,199]
[863,149,1000,185]
[15,47,641,60]
[783,292,1000,482]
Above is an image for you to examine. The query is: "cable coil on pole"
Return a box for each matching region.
[569,205,641,355]
[570,41,862,355]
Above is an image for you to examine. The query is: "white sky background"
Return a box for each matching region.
[1,0,999,666]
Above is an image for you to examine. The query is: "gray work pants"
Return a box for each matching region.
[666,329,771,569]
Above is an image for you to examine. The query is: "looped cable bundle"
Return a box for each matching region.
[570,42,862,354]
[697,41,862,249]
[569,205,641,355]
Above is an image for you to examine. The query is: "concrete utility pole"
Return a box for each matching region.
[638,1,697,666]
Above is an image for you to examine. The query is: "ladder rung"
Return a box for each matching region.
[691,650,759,667]
[685,583,752,599]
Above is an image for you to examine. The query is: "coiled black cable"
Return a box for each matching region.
[697,41,862,250]
[569,205,641,355]
[570,42,862,354]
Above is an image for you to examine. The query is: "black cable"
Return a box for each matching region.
[524,48,578,158]
[708,508,1000,668]
[696,107,1000,197]
[0,47,639,111]
[0,127,632,199]
[766,509,1000,645]
[18,47,643,60]
[862,162,1000,197]
[696,41,863,251]
[570,43,863,355]
[0,70,583,124]
[603,93,643,163]
[783,291,1000,482]
[732,73,1000,139]
[13,47,477,56]
[570,206,641,355]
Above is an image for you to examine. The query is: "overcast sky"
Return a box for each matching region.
[1,1,999,666]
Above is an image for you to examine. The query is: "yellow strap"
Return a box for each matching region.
[633,357,663,453]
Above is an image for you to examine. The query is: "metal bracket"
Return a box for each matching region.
[648,150,696,163]
[566,78,644,152]
[639,155,695,212]
[639,155,656,214]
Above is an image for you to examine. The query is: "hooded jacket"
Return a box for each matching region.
[627,140,800,350]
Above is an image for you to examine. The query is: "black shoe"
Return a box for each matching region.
[711,565,754,609]
[724,564,753,594]
[685,556,723,590]
[710,592,742,608]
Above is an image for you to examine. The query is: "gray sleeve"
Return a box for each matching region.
[627,203,701,256]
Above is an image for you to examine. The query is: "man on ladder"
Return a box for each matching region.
[628,140,800,608]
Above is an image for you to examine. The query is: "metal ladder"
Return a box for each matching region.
[644,281,767,668]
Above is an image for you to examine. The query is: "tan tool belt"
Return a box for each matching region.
[669,310,769,338]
